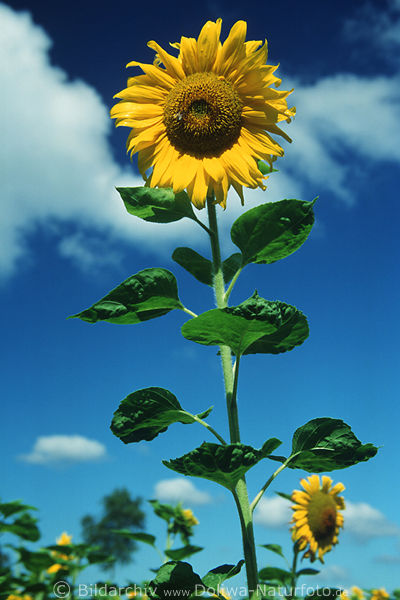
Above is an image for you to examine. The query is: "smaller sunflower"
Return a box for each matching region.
[371,590,389,600]
[351,587,365,600]
[291,474,345,563]
[181,508,199,526]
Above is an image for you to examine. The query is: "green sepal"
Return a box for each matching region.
[281,418,378,472]
[70,268,183,324]
[259,544,285,559]
[148,561,203,600]
[172,248,213,286]
[275,492,292,502]
[111,387,209,444]
[181,292,308,356]
[117,187,196,223]
[202,560,245,589]
[257,160,279,175]
[163,441,278,491]
[165,545,203,561]
[231,199,316,265]
[112,530,156,546]
[258,567,292,586]
[0,513,40,542]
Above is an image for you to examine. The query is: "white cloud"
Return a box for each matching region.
[285,73,400,203]
[1,2,400,280]
[0,3,203,280]
[20,434,107,464]
[344,500,400,540]
[154,478,212,505]
[253,496,291,528]
[317,564,350,585]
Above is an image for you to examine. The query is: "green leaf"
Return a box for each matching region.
[16,548,54,573]
[261,438,282,455]
[0,501,36,518]
[112,530,156,546]
[181,292,308,356]
[202,560,245,589]
[163,442,275,491]
[149,500,176,522]
[172,247,213,286]
[86,550,115,565]
[0,513,40,542]
[70,268,183,324]
[149,561,203,599]
[222,253,243,284]
[117,187,196,223]
[287,418,378,472]
[296,568,319,576]
[231,199,316,265]
[111,387,207,444]
[258,567,292,585]
[259,544,284,559]
[165,545,203,560]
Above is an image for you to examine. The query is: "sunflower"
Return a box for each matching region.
[291,474,345,563]
[181,508,199,526]
[370,590,389,600]
[111,19,295,209]
[47,531,73,574]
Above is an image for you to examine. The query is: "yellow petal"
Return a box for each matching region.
[197,19,222,71]
[147,41,185,80]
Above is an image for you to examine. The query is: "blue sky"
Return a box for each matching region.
[1,0,400,592]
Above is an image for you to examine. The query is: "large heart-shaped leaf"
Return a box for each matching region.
[111,387,210,443]
[70,268,183,324]
[181,292,308,356]
[231,199,315,265]
[163,441,280,491]
[117,187,196,223]
[282,418,378,472]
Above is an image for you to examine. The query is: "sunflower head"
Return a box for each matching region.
[111,19,295,209]
[371,590,390,600]
[181,508,199,526]
[291,474,345,563]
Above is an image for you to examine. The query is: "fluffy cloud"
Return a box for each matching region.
[253,496,291,528]
[154,478,212,505]
[316,565,350,585]
[344,500,400,540]
[0,3,203,280]
[20,434,107,464]
[2,2,400,279]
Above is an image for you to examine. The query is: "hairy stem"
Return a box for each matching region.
[206,196,259,600]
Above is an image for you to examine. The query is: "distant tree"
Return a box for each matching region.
[81,488,145,571]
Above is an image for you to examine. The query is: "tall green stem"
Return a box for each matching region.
[206,197,259,600]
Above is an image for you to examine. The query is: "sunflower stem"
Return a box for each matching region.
[181,306,198,318]
[206,196,260,600]
[224,266,243,303]
[250,461,290,513]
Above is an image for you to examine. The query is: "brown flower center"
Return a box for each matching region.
[163,72,243,157]
[307,492,337,546]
